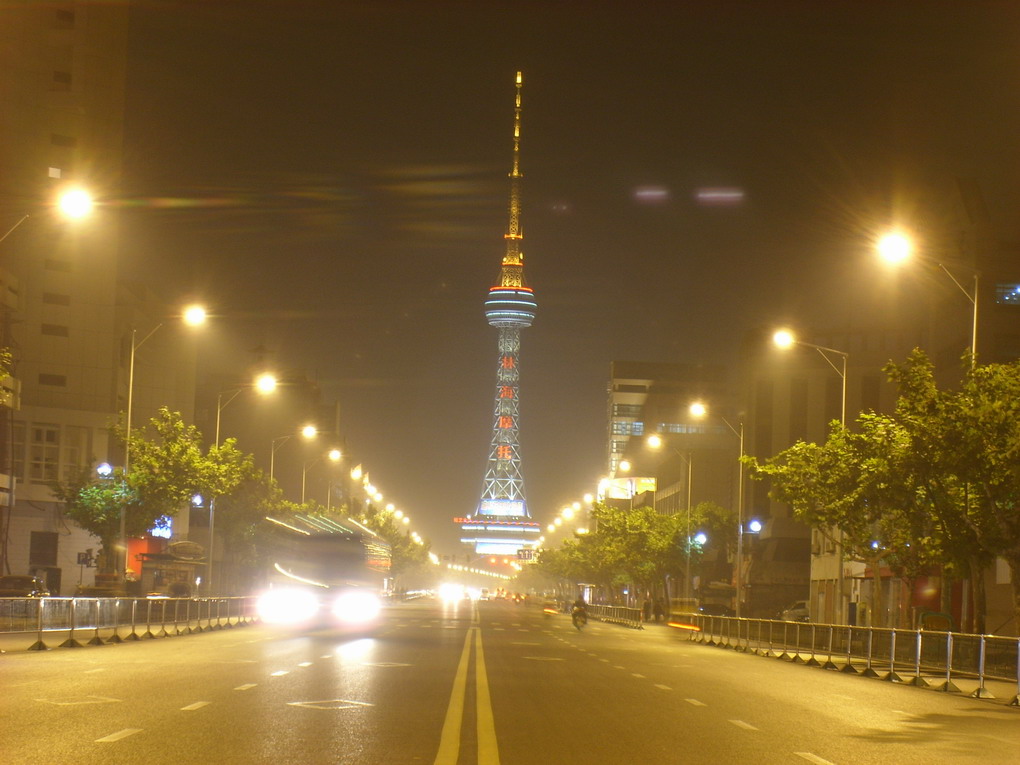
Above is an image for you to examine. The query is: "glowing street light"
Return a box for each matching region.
[689,403,746,617]
[55,187,94,219]
[270,424,317,481]
[773,329,848,427]
[301,448,341,504]
[876,231,913,264]
[122,304,207,583]
[876,230,979,366]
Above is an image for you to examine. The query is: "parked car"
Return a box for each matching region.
[698,603,735,617]
[778,600,810,622]
[0,575,50,597]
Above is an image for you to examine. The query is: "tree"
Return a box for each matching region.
[54,408,214,572]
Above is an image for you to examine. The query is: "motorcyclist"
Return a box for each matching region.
[571,595,588,629]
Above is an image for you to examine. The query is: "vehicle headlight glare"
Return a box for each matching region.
[257,588,320,624]
[332,591,382,624]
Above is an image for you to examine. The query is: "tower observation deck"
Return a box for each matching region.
[458,72,541,555]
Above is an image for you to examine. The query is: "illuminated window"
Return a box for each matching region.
[612,404,642,417]
[30,424,60,482]
[48,167,62,179]
[995,283,1020,305]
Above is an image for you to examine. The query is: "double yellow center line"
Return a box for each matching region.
[433,611,499,765]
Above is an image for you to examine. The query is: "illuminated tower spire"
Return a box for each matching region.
[458,72,540,555]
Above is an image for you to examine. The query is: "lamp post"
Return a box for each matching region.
[206,371,277,594]
[688,403,745,618]
[121,305,206,582]
[647,434,694,606]
[773,330,849,623]
[270,424,318,482]
[302,448,341,504]
[877,231,980,367]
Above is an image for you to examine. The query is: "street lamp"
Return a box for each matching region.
[122,305,207,582]
[773,331,849,623]
[688,403,745,618]
[214,372,279,447]
[646,433,694,606]
[302,448,341,504]
[1,187,95,244]
[876,230,980,366]
[773,329,848,427]
[270,424,318,482]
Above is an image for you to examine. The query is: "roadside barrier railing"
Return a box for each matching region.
[587,604,644,629]
[0,596,258,651]
[669,612,1019,706]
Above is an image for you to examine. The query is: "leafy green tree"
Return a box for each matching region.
[54,408,214,572]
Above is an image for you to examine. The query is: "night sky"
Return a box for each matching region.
[116,1,1020,551]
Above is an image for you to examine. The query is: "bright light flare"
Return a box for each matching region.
[256,588,319,624]
[773,329,795,349]
[255,373,278,394]
[877,231,913,264]
[301,425,318,439]
[689,401,707,418]
[182,304,207,326]
[56,187,93,219]
[331,591,382,624]
[438,583,464,602]
[647,434,663,450]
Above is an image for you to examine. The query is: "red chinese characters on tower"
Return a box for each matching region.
[497,445,512,459]
[499,386,514,399]
[499,415,513,429]
[501,356,515,369]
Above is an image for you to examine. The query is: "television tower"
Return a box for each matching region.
[458,72,541,555]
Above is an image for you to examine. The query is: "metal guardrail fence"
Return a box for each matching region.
[586,604,644,629]
[670,613,1020,706]
[0,596,258,650]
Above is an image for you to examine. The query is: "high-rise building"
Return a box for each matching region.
[0,5,196,594]
[458,73,540,555]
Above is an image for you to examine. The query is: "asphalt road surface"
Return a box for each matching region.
[2,598,1017,764]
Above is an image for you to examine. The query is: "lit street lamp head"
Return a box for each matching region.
[876,231,913,264]
[55,187,94,219]
[255,373,277,394]
[182,304,207,326]
[689,401,707,418]
[773,329,795,349]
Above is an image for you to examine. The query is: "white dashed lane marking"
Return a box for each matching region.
[298,662,313,667]
[685,699,706,707]
[96,729,142,743]
[795,754,835,765]
[234,684,257,691]
[181,701,210,711]
[654,684,672,691]
[729,720,758,731]
[270,671,289,677]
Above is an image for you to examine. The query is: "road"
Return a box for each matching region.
[2,598,1017,764]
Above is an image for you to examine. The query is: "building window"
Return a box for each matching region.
[995,283,1020,305]
[29,424,60,482]
[38,373,66,387]
[612,404,643,417]
[42,293,71,306]
[30,531,59,567]
[62,425,90,479]
[12,422,25,481]
[612,421,644,436]
[48,167,62,179]
[615,384,648,393]
[41,324,69,338]
[50,134,76,147]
